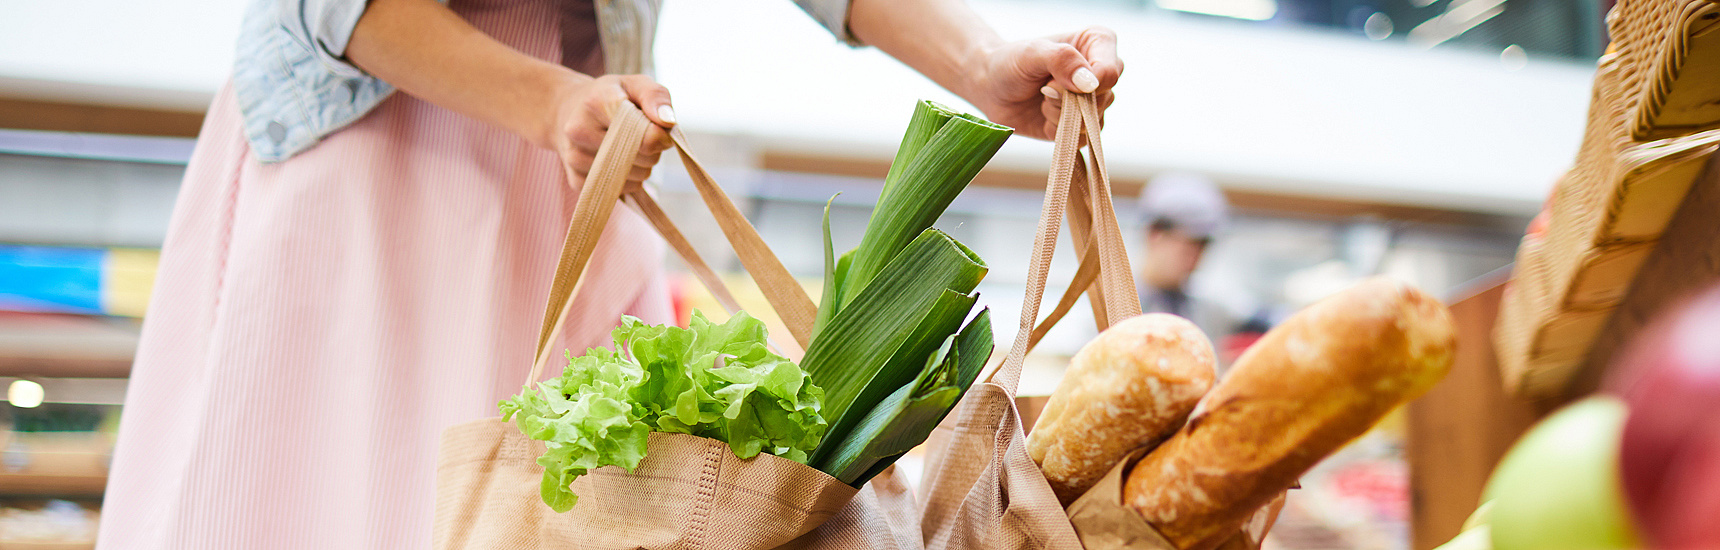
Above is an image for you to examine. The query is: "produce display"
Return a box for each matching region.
[1470,397,1638,550]
[502,100,1010,511]
[1608,284,1720,549]
[1040,277,1456,549]
[1433,283,1720,550]
[1028,313,1215,505]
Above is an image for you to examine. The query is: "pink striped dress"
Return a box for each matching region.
[96,0,671,547]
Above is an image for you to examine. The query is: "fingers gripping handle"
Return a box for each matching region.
[1075,93,1140,325]
[530,103,651,383]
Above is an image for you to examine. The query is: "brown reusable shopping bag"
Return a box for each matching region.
[916,92,1281,550]
[432,103,921,550]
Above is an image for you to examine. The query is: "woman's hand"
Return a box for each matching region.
[967,27,1122,141]
[348,0,674,189]
[548,74,677,190]
[847,0,1122,142]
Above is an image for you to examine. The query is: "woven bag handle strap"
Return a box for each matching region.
[664,127,818,349]
[527,104,816,385]
[991,92,1140,393]
[1024,159,1103,351]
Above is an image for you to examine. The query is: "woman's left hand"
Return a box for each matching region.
[967,27,1122,141]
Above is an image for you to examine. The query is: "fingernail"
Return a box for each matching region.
[1041,86,1061,99]
[657,105,677,125]
[1073,68,1099,93]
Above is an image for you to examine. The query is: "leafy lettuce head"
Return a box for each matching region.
[500,311,825,512]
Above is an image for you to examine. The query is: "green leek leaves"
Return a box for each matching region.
[802,100,1012,485]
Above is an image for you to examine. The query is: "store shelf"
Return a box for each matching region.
[0,476,104,500]
[0,432,110,498]
[0,543,94,550]
[0,499,99,550]
[0,543,93,550]
[0,314,136,379]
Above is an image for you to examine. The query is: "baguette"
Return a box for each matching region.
[1029,313,1216,505]
[1124,277,1455,550]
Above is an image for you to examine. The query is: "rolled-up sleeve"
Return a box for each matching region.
[234,0,400,161]
[792,0,864,46]
[277,0,373,77]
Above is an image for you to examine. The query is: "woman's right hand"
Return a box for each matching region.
[348,0,676,188]
[548,74,677,190]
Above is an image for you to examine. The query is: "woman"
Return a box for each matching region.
[98,0,1121,547]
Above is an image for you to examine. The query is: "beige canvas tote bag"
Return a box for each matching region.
[432,103,921,550]
[916,92,1281,550]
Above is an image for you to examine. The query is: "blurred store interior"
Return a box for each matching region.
[0,0,1608,548]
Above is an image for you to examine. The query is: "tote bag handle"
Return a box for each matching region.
[526,103,818,385]
[991,91,1140,393]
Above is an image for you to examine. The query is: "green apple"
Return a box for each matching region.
[1435,526,1493,550]
[1462,500,1494,533]
[1484,396,1640,550]
[1432,500,1494,550]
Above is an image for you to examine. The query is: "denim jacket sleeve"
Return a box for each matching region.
[792,0,862,46]
[232,0,402,162]
[233,0,858,163]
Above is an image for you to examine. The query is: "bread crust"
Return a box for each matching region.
[1123,277,1456,550]
[1029,313,1216,505]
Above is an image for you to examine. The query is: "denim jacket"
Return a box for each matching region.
[232,0,859,162]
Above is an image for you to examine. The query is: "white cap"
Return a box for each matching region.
[1138,172,1230,238]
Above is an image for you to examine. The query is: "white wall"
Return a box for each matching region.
[0,0,1593,215]
[0,0,242,109]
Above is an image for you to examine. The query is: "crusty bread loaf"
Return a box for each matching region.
[1029,313,1216,505]
[1124,277,1455,550]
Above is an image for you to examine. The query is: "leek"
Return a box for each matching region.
[799,100,1012,485]
[838,103,1012,309]
[812,196,849,338]
[801,229,986,459]
[815,309,993,484]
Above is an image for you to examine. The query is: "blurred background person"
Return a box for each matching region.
[1136,172,1237,347]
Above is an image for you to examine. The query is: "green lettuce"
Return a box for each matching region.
[499,311,826,512]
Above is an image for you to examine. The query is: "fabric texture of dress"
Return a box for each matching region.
[96,0,671,547]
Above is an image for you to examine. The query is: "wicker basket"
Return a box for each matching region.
[1495,0,1720,399]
